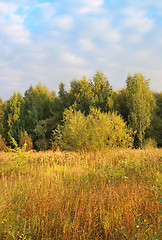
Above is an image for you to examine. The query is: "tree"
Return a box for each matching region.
[3,92,24,146]
[113,89,130,122]
[126,73,156,148]
[69,72,114,115]
[0,98,4,135]
[20,131,33,151]
[146,92,162,147]
[69,76,95,115]
[53,107,133,151]
[23,83,54,148]
[0,135,7,151]
[91,71,113,112]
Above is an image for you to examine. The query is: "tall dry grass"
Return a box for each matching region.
[0,149,161,239]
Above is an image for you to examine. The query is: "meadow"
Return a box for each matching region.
[0,148,161,240]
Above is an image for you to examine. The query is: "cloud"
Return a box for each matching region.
[61,52,85,66]
[76,0,104,14]
[123,8,154,33]
[0,15,31,45]
[134,50,151,59]
[0,58,24,98]
[33,2,56,21]
[74,15,120,52]
[0,0,162,100]
[0,1,31,45]
[52,16,74,31]
[0,1,17,15]
[79,38,97,52]
[104,29,121,47]
[124,0,162,9]
[35,3,51,8]
[83,0,103,8]
[128,35,141,44]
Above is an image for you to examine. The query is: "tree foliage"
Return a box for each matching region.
[0,135,7,151]
[113,89,130,122]
[0,98,4,135]
[69,72,113,115]
[20,131,33,151]
[146,92,162,147]
[92,71,113,112]
[23,83,55,147]
[0,71,160,151]
[53,107,133,151]
[126,73,155,148]
[2,92,24,146]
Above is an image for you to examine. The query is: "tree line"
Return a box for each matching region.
[0,71,161,151]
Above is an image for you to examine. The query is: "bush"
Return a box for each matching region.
[0,135,7,151]
[35,138,47,151]
[53,107,133,151]
[20,131,33,151]
[143,138,157,149]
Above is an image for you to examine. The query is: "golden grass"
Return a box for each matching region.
[0,148,161,239]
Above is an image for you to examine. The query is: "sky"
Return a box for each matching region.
[0,0,162,100]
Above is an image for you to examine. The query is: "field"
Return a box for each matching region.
[0,149,161,240]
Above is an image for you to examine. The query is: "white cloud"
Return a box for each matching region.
[123,8,154,33]
[0,0,162,100]
[79,17,110,39]
[52,16,74,31]
[0,59,8,68]
[35,3,51,8]
[158,37,162,45]
[83,0,103,8]
[125,0,162,9]
[0,14,31,45]
[61,52,85,66]
[0,1,31,45]
[0,58,24,98]
[76,16,120,50]
[104,29,121,46]
[79,38,97,52]
[0,1,17,15]
[77,0,104,14]
[33,2,56,21]
[135,50,151,59]
[149,69,162,90]
[129,34,141,44]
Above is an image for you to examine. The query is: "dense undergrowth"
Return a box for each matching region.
[0,149,161,239]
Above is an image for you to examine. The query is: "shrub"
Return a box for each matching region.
[143,138,157,149]
[35,138,47,151]
[53,107,133,151]
[20,131,33,151]
[0,135,7,151]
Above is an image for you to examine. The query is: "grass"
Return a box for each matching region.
[0,148,161,239]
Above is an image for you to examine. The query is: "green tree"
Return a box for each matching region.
[0,135,7,151]
[126,73,156,148]
[69,72,113,115]
[54,82,70,122]
[69,77,95,115]
[53,107,133,151]
[0,98,4,135]
[3,92,24,146]
[146,92,162,147]
[113,89,130,122]
[23,83,54,148]
[47,82,71,139]
[92,71,113,112]
[20,131,33,151]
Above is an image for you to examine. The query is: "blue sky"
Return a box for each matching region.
[0,0,162,100]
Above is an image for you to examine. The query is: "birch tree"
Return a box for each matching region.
[126,73,155,148]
